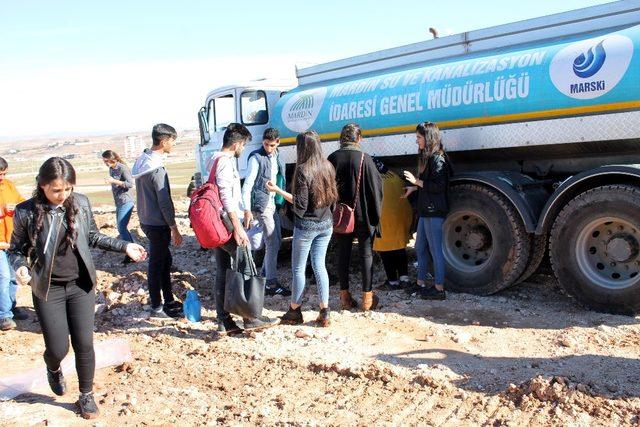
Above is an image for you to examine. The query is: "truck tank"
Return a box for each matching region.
[268,4,640,315]
[272,24,640,175]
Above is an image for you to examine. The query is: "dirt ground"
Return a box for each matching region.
[1,198,639,426]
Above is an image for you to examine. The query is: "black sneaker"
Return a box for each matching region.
[47,368,67,396]
[77,392,100,419]
[377,280,402,291]
[280,306,303,325]
[12,307,29,320]
[217,317,243,336]
[418,286,446,300]
[164,300,184,318]
[243,316,279,331]
[265,284,292,297]
[403,282,422,295]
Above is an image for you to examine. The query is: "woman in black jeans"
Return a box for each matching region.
[328,123,383,311]
[9,157,147,419]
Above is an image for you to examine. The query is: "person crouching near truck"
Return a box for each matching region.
[403,122,451,300]
[8,157,147,419]
[328,123,383,311]
[240,127,291,297]
[266,130,338,327]
[371,156,413,291]
[101,150,136,265]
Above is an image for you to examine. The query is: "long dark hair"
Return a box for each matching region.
[32,158,79,255]
[293,131,338,208]
[416,121,446,173]
[102,149,125,165]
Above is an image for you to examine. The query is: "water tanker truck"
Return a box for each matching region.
[195,1,640,315]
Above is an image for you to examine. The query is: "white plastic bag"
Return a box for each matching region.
[246,220,264,251]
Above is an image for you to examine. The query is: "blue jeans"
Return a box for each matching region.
[291,226,332,306]
[257,206,281,285]
[116,202,134,243]
[416,217,446,286]
[0,250,17,319]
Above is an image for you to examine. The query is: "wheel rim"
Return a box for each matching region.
[575,216,640,290]
[443,210,495,273]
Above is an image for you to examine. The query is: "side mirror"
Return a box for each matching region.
[198,107,210,146]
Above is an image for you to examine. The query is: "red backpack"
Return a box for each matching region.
[188,157,233,248]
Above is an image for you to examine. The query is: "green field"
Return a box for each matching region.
[10,159,196,207]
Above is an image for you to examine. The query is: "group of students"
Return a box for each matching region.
[204,121,451,334]
[0,120,451,419]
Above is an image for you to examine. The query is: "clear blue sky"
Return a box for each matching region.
[0,0,615,138]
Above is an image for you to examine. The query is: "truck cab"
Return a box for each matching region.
[195,81,293,187]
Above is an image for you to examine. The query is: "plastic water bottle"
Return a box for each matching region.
[184,290,202,322]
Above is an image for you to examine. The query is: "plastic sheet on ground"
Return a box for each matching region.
[0,338,132,401]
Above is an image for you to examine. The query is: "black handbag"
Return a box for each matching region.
[223,246,265,319]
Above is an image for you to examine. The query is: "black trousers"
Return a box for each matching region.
[33,280,95,393]
[141,224,174,308]
[335,223,374,293]
[212,240,253,320]
[378,249,409,282]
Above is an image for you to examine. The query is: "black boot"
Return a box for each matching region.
[280,306,303,325]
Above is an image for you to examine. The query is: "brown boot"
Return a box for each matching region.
[362,291,379,311]
[340,290,358,310]
[315,308,330,327]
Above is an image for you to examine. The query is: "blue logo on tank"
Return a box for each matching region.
[573,41,606,78]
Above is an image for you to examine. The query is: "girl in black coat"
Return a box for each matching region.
[403,122,451,300]
[10,158,147,419]
[328,123,383,311]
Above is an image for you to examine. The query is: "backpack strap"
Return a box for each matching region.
[352,152,365,209]
[206,157,221,185]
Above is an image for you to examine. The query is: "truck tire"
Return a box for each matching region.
[515,233,548,284]
[549,185,640,315]
[443,184,530,295]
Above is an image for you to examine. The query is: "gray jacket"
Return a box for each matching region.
[131,149,176,227]
[8,193,128,301]
[109,162,135,207]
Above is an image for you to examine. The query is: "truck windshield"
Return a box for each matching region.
[208,94,235,132]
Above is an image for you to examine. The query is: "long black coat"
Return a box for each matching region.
[328,146,383,235]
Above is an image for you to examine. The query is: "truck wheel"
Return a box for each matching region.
[443,184,530,295]
[515,233,548,284]
[550,185,640,315]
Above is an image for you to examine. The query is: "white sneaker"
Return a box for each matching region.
[149,305,170,319]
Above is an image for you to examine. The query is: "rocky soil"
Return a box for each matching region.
[1,198,639,426]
